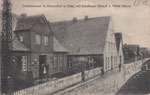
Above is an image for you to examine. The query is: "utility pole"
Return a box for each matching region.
[1,0,13,94]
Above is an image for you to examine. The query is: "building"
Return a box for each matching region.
[51,37,68,78]
[123,44,142,63]
[51,16,119,72]
[115,33,124,65]
[13,13,69,80]
[140,47,149,58]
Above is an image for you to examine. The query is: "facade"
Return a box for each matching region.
[51,16,119,72]
[115,33,124,65]
[13,14,68,80]
[67,54,103,75]
[14,14,54,79]
[51,37,68,78]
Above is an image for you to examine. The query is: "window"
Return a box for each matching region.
[68,58,73,68]
[19,36,23,42]
[36,34,41,45]
[53,54,58,67]
[44,36,49,46]
[108,57,110,69]
[58,54,63,66]
[88,57,94,68]
[105,57,107,70]
[21,56,28,71]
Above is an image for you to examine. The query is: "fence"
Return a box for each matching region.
[2,58,149,95]
[7,73,82,95]
[84,67,101,80]
[4,67,101,95]
[122,58,149,82]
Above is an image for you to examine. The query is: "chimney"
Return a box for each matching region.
[20,13,27,18]
[84,16,88,21]
[72,17,77,23]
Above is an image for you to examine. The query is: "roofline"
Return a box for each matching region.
[51,16,111,23]
[12,50,31,52]
[54,51,68,53]
[67,54,103,56]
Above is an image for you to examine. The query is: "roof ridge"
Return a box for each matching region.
[51,16,111,23]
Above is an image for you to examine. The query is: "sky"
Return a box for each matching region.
[1,0,150,47]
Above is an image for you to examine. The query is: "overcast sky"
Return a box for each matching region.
[1,0,150,47]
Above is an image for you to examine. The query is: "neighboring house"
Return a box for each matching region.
[123,44,142,63]
[140,47,149,58]
[51,37,68,78]
[51,16,118,72]
[14,14,54,79]
[115,33,124,65]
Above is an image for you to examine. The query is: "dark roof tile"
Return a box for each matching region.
[51,16,111,55]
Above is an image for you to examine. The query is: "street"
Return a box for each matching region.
[52,60,144,95]
[116,59,150,94]
[49,59,150,95]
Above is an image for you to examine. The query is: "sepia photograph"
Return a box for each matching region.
[0,0,150,95]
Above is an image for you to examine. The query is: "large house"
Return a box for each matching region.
[51,16,119,72]
[115,33,124,65]
[13,14,68,80]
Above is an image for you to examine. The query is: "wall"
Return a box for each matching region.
[10,73,82,95]
[2,58,149,95]
[49,52,68,77]
[118,40,124,65]
[0,40,1,94]
[103,18,118,72]
[30,52,53,79]
[12,51,31,72]
[15,30,31,49]
[67,55,103,75]
[84,67,102,80]
[28,16,54,79]
[30,17,53,53]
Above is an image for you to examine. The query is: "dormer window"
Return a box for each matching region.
[18,35,23,42]
[20,36,23,42]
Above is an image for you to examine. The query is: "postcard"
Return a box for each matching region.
[0,0,150,95]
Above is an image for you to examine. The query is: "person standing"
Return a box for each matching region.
[118,63,122,71]
[101,67,104,75]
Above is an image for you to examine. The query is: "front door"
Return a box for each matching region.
[39,55,47,79]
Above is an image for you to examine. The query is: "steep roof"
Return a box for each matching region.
[14,14,53,32]
[13,38,30,51]
[115,33,123,53]
[51,16,111,55]
[15,14,42,31]
[0,12,30,52]
[53,37,67,52]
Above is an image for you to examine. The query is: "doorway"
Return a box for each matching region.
[39,55,47,79]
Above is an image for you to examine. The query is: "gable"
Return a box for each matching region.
[104,18,117,53]
[106,18,115,42]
